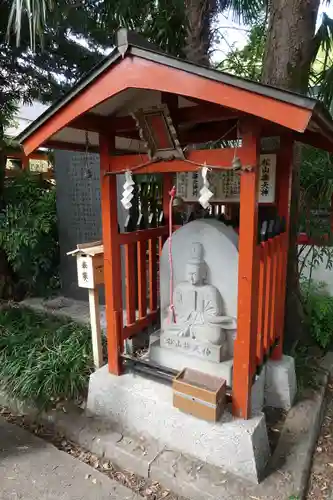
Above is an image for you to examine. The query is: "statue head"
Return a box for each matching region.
[185,242,206,285]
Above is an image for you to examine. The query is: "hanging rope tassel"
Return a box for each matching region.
[168,185,177,324]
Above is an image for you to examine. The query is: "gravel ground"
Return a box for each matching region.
[307,382,333,499]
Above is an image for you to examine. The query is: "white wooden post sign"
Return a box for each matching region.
[67,241,104,369]
[176,154,277,203]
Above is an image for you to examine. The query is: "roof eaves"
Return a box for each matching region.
[312,102,333,139]
[128,45,318,115]
[17,27,333,148]
[16,47,122,144]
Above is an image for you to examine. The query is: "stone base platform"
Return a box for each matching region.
[148,337,234,385]
[86,365,270,483]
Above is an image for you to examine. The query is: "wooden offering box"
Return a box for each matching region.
[173,368,226,422]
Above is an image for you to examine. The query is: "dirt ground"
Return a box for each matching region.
[307,383,333,500]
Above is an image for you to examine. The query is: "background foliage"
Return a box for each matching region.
[301,280,333,349]
[0,174,59,296]
[298,146,333,281]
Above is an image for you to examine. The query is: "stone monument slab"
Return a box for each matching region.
[149,219,239,379]
[160,332,225,362]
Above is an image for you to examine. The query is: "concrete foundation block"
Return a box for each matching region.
[251,366,266,416]
[264,355,297,410]
[87,366,270,482]
[106,434,162,479]
[149,449,230,500]
[124,330,150,355]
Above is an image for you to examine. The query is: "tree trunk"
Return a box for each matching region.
[183,0,217,65]
[0,122,5,209]
[262,0,320,348]
[0,120,14,299]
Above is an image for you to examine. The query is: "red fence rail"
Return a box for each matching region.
[255,230,288,375]
[119,226,168,341]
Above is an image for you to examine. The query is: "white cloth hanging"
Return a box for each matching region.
[121,170,135,210]
[198,166,214,209]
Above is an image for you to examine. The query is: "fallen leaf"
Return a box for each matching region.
[84,474,91,480]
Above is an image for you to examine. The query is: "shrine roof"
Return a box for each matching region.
[17,28,333,155]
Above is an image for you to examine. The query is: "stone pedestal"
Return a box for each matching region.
[87,365,270,483]
[149,337,234,385]
[264,355,297,410]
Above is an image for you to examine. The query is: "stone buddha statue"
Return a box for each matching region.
[163,242,236,347]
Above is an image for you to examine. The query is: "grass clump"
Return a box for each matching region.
[0,306,97,408]
[301,280,333,349]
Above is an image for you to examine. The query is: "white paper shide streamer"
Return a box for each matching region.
[121,170,135,210]
[198,166,213,209]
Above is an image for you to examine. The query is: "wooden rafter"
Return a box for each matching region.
[69,103,240,135]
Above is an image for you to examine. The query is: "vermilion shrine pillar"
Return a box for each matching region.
[232,124,261,419]
[271,136,293,360]
[99,134,123,375]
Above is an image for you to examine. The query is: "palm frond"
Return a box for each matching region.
[311,13,333,109]
[218,0,267,24]
[7,0,53,49]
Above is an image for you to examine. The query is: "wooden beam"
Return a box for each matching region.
[107,147,252,174]
[122,312,158,340]
[88,288,103,369]
[293,129,333,153]
[6,151,49,162]
[179,120,238,144]
[118,226,168,244]
[232,121,261,420]
[69,105,240,134]
[70,113,111,133]
[42,140,100,153]
[5,169,54,180]
[162,92,179,114]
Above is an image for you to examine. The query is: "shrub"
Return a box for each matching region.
[301,280,333,349]
[0,173,59,295]
[0,306,98,407]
